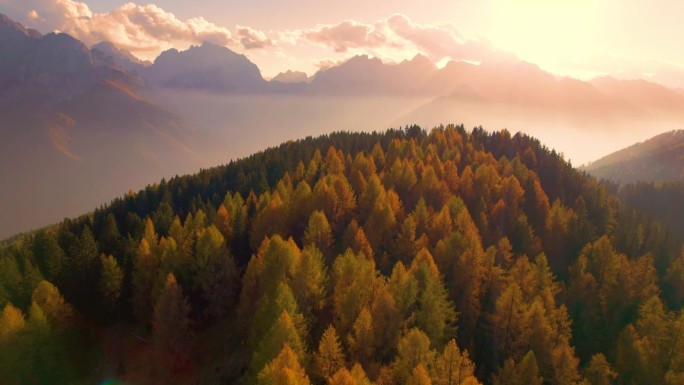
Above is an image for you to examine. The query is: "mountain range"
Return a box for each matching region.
[3,11,684,238]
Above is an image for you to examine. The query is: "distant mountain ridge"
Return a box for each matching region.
[4,10,684,238]
[0,13,205,239]
[0,14,142,105]
[584,130,684,183]
[92,41,150,74]
[145,42,269,92]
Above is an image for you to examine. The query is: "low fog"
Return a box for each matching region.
[3,91,683,239]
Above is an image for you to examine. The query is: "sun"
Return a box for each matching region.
[487,0,604,72]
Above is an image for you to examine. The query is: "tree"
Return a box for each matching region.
[408,364,433,385]
[153,273,191,354]
[257,345,311,385]
[583,354,616,385]
[492,351,543,385]
[315,325,345,380]
[491,282,530,361]
[409,248,457,348]
[132,236,160,324]
[97,213,121,255]
[193,226,239,318]
[251,310,307,379]
[303,210,334,258]
[0,303,25,339]
[332,250,380,338]
[344,220,374,260]
[393,328,435,384]
[615,325,643,385]
[371,284,403,360]
[348,307,375,367]
[433,339,478,385]
[291,245,328,320]
[328,368,357,385]
[64,227,99,308]
[32,231,64,282]
[214,204,234,241]
[99,254,123,310]
[31,280,74,330]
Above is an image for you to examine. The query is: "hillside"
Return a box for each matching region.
[585,130,684,184]
[1,126,683,385]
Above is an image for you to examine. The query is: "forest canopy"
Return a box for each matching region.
[1,125,682,385]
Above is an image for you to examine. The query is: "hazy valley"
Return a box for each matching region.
[4,11,684,238]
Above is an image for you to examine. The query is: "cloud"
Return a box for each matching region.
[304,20,389,53]
[236,25,273,49]
[12,0,235,59]
[27,9,41,20]
[8,2,516,76]
[299,14,515,64]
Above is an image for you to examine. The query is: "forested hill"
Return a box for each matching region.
[584,130,684,184]
[2,125,684,385]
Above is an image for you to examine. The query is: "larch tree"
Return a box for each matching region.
[132,236,160,324]
[214,204,234,241]
[582,354,616,385]
[251,310,307,379]
[433,339,478,385]
[30,280,74,330]
[257,345,311,385]
[291,245,328,321]
[315,324,345,380]
[348,307,375,368]
[492,351,543,385]
[408,364,433,385]
[303,210,334,258]
[152,273,191,354]
[331,250,380,339]
[392,328,435,384]
[491,282,530,362]
[0,303,25,339]
[409,248,457,348]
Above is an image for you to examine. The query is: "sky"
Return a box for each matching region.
[2,0,684,87]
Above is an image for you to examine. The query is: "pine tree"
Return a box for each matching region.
[194,225,239,318]
[99,254,123,309]
[31,230,64,282]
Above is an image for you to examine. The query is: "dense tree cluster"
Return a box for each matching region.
[0,125,681,384]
